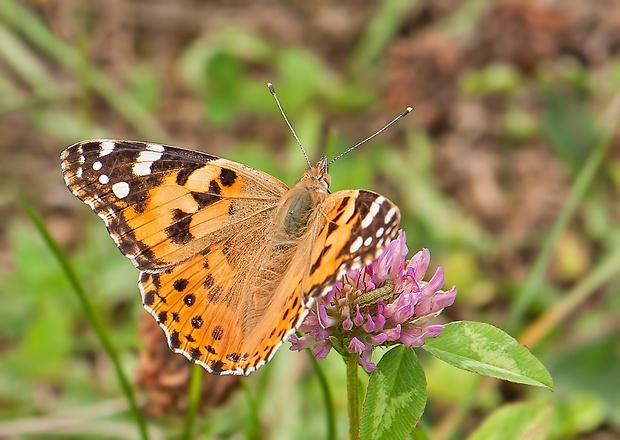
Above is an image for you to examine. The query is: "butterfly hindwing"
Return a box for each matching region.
[138,217,285,375]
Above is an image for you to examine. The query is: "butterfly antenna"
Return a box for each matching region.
[268,83,311,168]
[328,106,414,165]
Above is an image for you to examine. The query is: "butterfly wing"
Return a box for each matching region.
[302,190,401,301]
[62,140,294,375]
[138,220,277,375]
[61,140,288,270]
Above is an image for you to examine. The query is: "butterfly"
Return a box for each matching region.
[61,88,409,375]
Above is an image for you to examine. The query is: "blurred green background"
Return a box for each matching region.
[1,0,619,438]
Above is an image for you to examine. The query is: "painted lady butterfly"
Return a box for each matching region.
[61,87,409,375]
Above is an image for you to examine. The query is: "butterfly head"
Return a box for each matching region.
[301,156,331,192]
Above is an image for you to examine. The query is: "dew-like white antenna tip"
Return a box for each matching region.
[267,82,311,168]
[329,106,414,165]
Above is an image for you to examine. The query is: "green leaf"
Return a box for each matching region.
[467,401,552,440]
[360,346,427,440]
[204,50,245,125]
[275,47,330,111]
[422,322,553,389]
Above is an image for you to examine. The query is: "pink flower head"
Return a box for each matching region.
[289,230,457,372]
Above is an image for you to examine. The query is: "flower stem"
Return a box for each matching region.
[346,353,360,440]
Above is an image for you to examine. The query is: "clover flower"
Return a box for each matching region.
[289,230,457,373]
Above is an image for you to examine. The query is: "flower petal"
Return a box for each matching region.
[313,341,333,359]
[353,304,365,326]
[318,304,338,328]
[347,337,366,354]
[368,332,388,345]
[408,248,430,282]
[358,350,377,373]
[384,324,402,341]
[363,314,375,332]
[342,314,353,331]
[288,334,314,351]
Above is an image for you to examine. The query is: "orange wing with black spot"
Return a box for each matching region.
[61,140,287,270]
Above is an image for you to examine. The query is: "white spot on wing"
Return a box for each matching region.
[350,236,363,253]
[361,196,385,228]
[384,207,397,225]
[361,212,373,228]
[112,181,130,199]
[375,227,384,237]
[77,167,83,178]
[364,236,373,246]
[146,143,165,153]
[99,174,109,184]
[93,161,102,171]
[133,162,152,176]
[133,149,163,176]
[99,141,115,157]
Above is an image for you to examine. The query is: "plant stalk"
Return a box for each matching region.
[346,354,360,440]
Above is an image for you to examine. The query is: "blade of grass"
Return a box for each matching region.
[0,86,74,115]
[21,202,149,440]
[506,93,620,332]
[241,380,264,440]
[0,0,168,142]
[181,364,203,440]
[0,23,77,114]
[519,243,620,348]
[350,0,419,73]
[307,351,337,440]
[0,23,57,92]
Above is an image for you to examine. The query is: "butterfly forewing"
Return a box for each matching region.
[61,139,401,375]
[303,190,400,302]
[61,140,287,270]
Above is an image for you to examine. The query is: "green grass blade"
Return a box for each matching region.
[241,380,264,440]
[21,202,149,440]
[181,364,203,440]
[0,23,57,92]
[307,351,337,440]
[350,0,419,72]
[520,243,620,349]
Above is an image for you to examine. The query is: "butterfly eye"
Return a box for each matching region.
[323,173,331,188]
